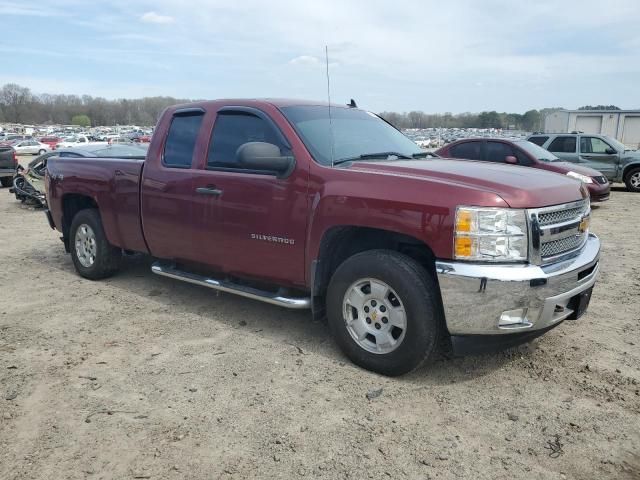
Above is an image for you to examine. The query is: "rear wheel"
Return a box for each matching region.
[326,250,442,376]
[69,209,121,279]
[624,167,640,192]
[38,149,46,155]
[0,177,12,188]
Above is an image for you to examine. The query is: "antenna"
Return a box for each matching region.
[325,45,335,167]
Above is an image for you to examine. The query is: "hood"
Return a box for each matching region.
[348,158,586,209]
[622,150,640,163]
[541,161,604,177]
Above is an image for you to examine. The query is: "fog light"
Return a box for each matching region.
[499,308,529,327]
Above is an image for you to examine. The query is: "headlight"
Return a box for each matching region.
[566,171,593,184]
[454,206,528,262]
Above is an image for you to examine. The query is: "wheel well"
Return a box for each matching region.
[623,163,640,181]
[311,226,439,319]
[61,194,98,251]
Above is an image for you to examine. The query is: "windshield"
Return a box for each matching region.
[603,136,626,152]
[516,140,560,162]
[280,106,423,166]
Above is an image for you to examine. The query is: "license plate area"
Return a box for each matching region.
[567,287,593,320]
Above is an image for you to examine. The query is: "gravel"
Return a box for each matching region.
[0,173,638,479]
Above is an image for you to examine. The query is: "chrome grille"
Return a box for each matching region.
[529,199,590,264]
[540,234,585,257]
[538,205,584,226]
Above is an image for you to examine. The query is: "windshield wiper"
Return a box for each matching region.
[333,151,412,166]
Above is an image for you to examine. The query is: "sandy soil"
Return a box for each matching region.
[0,164,638,480]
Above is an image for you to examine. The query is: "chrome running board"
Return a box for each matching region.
[151,261,311,309]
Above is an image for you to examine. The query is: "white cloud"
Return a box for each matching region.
[289,55,322,66]
[140,11,175,24]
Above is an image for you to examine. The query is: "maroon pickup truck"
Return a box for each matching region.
[44,99,601,376]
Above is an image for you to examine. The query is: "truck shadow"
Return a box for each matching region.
[32,250,536,385]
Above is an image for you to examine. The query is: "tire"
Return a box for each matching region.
[69,209,121,280]
[0,176,12,188]
[624,167,640,192]
[326,249,442,376]
[38,149,46,155]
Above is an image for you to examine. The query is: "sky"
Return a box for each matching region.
[1,0,639,113]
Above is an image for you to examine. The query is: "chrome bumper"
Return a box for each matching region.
[436,233,600,335]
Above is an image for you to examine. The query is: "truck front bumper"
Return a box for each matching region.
[435,233,600,337]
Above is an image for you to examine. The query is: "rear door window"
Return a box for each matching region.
[449,141,482,160]
[528,136,548,146]
[485,141,516,163]
[548,136,576,153]
[163,112,204,168]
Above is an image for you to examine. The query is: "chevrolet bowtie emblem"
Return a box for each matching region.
[578,215,590,233]
[371,311,377,321]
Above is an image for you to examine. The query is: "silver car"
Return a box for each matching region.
[9,139,50,155]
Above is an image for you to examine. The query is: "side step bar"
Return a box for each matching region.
[151,261,311,309]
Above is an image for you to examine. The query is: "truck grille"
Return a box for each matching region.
[540,234,585,257]
[529,199,590,264]
[538,206,584,226]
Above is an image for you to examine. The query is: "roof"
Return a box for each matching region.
[553,109,640,114]
[168,98,355,111]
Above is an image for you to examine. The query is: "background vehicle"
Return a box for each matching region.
[0,145,17,187]
[8,139,50,156]
[0,134,32,144]
[45,99,600,376]
[528,133,640,192]
[38,136,62,149]
[436,138,610,202]
[56,135,107,149]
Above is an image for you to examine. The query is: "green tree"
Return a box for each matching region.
[522,110,541,131]
[71,114,91,127]
[478,111,502,128]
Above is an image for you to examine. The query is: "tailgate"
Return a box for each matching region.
[0,146,15,169]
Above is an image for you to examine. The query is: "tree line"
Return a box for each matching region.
[379,108,564,131]
[0,83,192,126]
[0,82,620,130]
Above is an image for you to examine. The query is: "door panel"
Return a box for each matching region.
[190,108,308,287]
[191,169,307,285]
[141,111,204,263]
[578,136,618,178]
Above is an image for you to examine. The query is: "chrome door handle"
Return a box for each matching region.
[196,187,223,196]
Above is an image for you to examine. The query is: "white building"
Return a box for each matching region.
[545,110,640,149]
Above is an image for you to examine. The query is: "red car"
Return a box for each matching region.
[436,138,610,202]
[38,136,62,150]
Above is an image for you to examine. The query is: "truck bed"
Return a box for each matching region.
[46,157,149,253]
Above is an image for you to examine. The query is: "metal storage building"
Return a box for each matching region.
[545,110,640,149]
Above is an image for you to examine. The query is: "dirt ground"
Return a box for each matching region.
[0,162,639,480]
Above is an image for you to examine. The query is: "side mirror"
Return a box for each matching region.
[605,147,617,155]
[236,142,294,178]
[505,155,518,164]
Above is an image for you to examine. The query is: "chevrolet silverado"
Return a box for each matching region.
[44,99,601,376]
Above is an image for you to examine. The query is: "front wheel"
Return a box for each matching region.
[38,149,46,155]
[624,167,640,192]
[326,250,442,376]
[69,209,121,280]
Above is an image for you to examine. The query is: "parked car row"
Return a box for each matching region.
[435,138,611,202]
